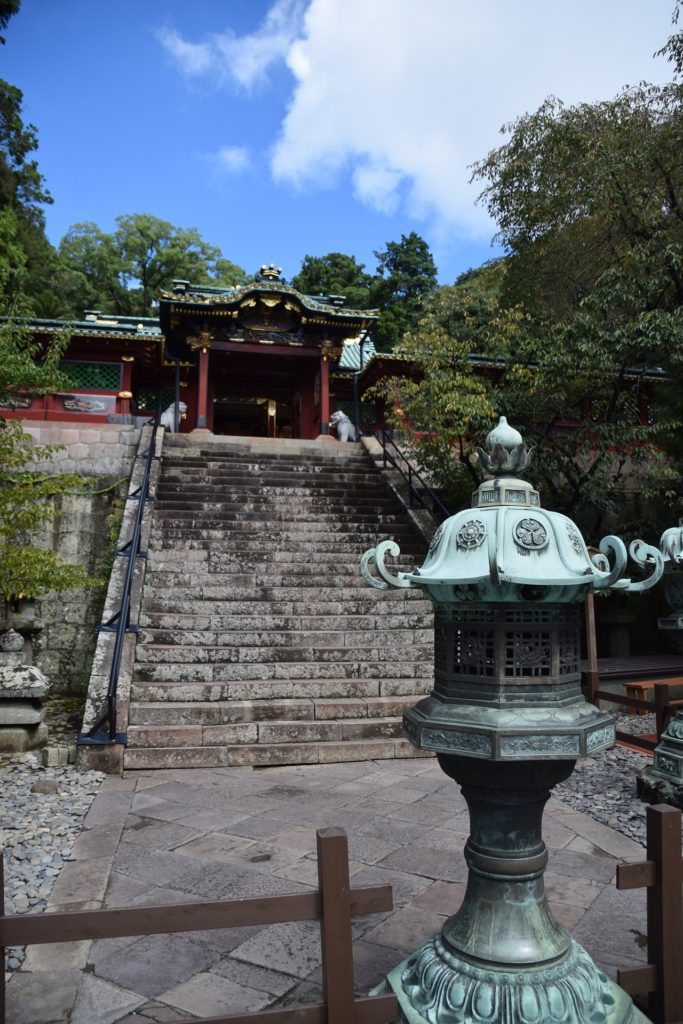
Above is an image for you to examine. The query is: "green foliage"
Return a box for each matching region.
[0,318,70,397]
[0,1,20,45]
[371,232,438,351]
[0,417,98,603]
[292,252,375,309]
[57,214,249,317]
[292,234,438,352]
[0,323,99,603]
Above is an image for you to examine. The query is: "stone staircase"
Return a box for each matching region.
[124,435,434,769]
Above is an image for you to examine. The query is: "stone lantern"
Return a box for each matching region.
[361,417,662,1024]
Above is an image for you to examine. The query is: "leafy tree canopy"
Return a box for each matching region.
[379,68,683,540]
[58,214,249,318]
[371,232,438,351]
[292,252,375,309]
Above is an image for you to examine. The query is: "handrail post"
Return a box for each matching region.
[1,854,5,1024]
[583,592,600,705]
[648,805,683,1023]
[317,829,356,1024]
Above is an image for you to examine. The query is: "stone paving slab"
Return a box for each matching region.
[6,759,650,1023]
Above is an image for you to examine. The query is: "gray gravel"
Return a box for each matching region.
[1,699,104,977]
[556,714,653,847]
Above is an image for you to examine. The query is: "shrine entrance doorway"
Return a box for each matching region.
[208,350,317,439]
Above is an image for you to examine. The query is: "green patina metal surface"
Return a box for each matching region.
[361,417,651,1024]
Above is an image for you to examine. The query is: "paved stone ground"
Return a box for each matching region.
[7,758,649,1024]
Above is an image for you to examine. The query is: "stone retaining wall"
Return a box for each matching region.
[21,422,140,477]
[5,421,142,696]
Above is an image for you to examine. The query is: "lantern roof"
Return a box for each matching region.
[361,417,664,602]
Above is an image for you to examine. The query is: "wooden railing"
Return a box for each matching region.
[617,804,683,1023]
[0,828,397,1024]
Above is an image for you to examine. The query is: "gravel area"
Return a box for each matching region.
[1,698,104,977]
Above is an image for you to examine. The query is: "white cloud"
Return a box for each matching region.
[157,0,308,89]
[271,0,672,239]
[215,146,250,173]
[161,0,673,241]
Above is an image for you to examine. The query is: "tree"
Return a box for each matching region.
[0,1,20,46]
[57,221,129,315]
[389,72,683,539]
[471,85,683,321]
[0,323,97,604]
[371,232,438,350]
[292,252,375,309]
[58,214,249,317]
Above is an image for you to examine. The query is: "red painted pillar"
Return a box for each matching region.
[196,347,210,429]
[320,354,330,435]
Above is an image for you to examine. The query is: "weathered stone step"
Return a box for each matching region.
[156,484,392,499]
[128,694,418,725]
[127,716,404,750]
[123,736,429,770]
[148,531,418,550]
[139,611,432,631]
[131,676,431,702]
[134,643,433,665]
[142,571,407,589]
[136,618,430,643]
[152,513,410,530]
[153,496,402,512]
[141,596,431,617]
[160,468,384,484]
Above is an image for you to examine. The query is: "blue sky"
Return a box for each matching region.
[3,0,675,286]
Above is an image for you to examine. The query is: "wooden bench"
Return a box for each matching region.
[624,677,683,716]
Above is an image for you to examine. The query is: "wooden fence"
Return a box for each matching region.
[582,593,683,753]
[0,828,397,1024]
[617,804,683,1024]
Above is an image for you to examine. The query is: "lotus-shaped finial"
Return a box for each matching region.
[474,416,532,476]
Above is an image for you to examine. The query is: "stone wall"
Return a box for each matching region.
[4,421,142,696]
[21,422,140,478]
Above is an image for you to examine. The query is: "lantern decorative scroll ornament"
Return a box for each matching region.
[361,417,659,1024]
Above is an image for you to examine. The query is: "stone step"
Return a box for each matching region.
[127,716,404,749]
[156,484,392,499]
[118,434,434,770]
[128,694,418,725]
[147,531,418,550]
[153,496,401,511]
[140,597,431,617]
[137,627,431,647]
[123,736,429,770]
[160,469,384,484]
[150,512,405,528]
[134,643,433,665]
[139,611,432,631]
[130,675,431,701]
[142,571,407,588]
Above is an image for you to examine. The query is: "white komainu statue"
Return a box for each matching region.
[329,410,357,442]
[160,401,187,431]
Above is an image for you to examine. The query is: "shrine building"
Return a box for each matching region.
[2,265,384,438]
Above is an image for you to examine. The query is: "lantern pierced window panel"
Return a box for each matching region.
[452,627,496,678]
[504,630,552,678]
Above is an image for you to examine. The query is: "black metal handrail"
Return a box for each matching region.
[78,417,160,746]
[375,429,451,527]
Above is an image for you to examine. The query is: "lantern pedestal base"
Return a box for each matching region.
[370,755,648,1024]
[374,938,648,1024]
